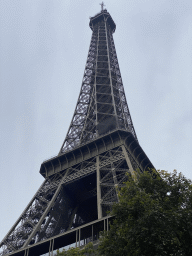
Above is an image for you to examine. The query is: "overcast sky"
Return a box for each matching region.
[0,0,192,242]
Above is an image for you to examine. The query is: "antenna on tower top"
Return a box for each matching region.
[100,1,105,11]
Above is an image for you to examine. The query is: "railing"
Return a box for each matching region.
[5,216,114,256]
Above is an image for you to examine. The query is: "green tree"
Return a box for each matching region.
[55,242,95,256]
[98,170,192,256]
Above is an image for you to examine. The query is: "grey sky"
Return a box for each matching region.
[0,0,192,241]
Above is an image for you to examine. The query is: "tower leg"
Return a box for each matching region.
[121,145,136,180]
[96,156,102,219]
[23,169,70,247]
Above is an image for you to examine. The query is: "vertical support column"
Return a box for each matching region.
[48,239,52,256]
[96,155,102,219]
[104,17,118,126]
[76,230,78,248]
[121,145,136,180]
[51,239,54,256]
[92,225,94,242]
[79,229,81,247]
[48,239,54,256]
[24,248,29,256]
[95,23,99,137]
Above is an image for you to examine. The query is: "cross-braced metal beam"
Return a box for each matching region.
[59,10,137,154]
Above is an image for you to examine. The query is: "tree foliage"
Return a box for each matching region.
[55,170,192,256]
[55,242,95,256]
[98,170,192,256]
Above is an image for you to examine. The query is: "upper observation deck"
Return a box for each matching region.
[89,9,116,33]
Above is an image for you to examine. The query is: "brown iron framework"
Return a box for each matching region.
[0,9,154,256]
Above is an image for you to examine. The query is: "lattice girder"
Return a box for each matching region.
[59,10,137,154]
[0,130,154,255]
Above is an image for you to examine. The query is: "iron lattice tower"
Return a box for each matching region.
[59,9,137,154]
[0,8,154,256]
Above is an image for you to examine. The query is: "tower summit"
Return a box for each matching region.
[0,7,154,256]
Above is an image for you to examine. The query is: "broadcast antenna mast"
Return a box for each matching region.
[100,2,105,11]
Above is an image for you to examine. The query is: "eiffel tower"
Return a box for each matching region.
[0,6,154,256]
